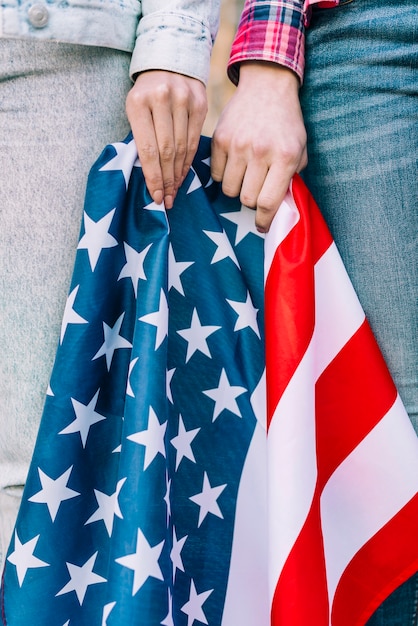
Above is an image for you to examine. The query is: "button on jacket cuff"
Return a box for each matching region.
[0,0,140,53]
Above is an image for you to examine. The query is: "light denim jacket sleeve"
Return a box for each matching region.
[0,0,219,85]
[130,0,220,85]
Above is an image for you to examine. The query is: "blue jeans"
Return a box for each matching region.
[300,0,418,622]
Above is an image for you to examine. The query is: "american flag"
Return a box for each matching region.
[1,135,417,626]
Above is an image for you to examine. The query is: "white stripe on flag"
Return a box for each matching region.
[222,423,269,623]
[321,394,418,610]
[313,243,365,376]
[268,344,317,596]
[267,218,367,593]
[264,192,299,282]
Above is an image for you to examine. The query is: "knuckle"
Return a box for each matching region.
[279,137,306,166]
[231,135,250,154]
[173,86,190,107]
[175,141,187,159]
[139,142,158,162]
[126,87,141,106]
[222,182,239,198]
[193,95,208,117]
[160,144,175,162]
[145,172,163,191]
[240,192,256,208]
[251,140,272,161]
[279,145,300,166]
[163,177,175,192]
[187,138,199,156]
[154,82,171,104]
[126,89,145,116]
[258,195,278,213]
[212,128,230,151]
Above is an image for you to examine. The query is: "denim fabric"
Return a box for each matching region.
[0,39,131,571]
[366,574,418,626]
[300,0,418,622]
[0,0,220,85]
[0,0,140,53]
[130,0,220,84]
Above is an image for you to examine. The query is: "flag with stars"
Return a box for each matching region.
[1,135,417,626]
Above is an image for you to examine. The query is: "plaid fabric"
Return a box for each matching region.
[228,0,339,83]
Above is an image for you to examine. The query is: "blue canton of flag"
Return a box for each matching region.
[1,136,265,625]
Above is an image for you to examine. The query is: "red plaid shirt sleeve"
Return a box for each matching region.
[228,0,338,84]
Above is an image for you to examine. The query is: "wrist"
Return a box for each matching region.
[238,61,300,91]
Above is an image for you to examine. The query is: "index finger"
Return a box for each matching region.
[131,106,164,206]
[254,163,292,232]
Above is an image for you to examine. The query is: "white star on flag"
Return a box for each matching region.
[226,293,260,337]
[59,389,106,448]
[164,473,172,525]
[127,407,167,470]
[170,527,187,582]
[85,477,127,536]
[7,532,49,586]
[56,552,106,605]
[168,244,194,296]
[203,369,247,421]
[60,285,88,344]
[161,589,174,626]
[102,602,117,626]
[98,139,138,189]
[189,472,227,527]
[203,230,239,267]
[166,368,175,404]
[28,466,80,521]
[201,156,214,188]
[126,357,139,397]
[181,580,213,626]
[221,205,265,244]
[144,200,166,213]
[138,289,169,349]
[77,209,118,271]
[186,169,202,194]
[93,312,132,371]
[170,415,200,470]
[177,308,221,363]
[118,242,152,297]
[115,528,164,596]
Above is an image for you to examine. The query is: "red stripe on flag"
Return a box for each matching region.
[315,319,397,485]
[291,174,333,266]
[265,176,417,626]
[270,319,398,625]
[332,494,418,626]
[264,180,314,426]
[265,175,334,426]
[265,200,314,426]
[271,494,329,626]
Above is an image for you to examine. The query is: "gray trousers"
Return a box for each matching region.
[0,39,131,569]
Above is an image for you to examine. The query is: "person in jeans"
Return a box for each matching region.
[0,0,220,570]
[211,0,417,623]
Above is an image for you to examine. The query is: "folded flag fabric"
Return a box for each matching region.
[1,135,417,626]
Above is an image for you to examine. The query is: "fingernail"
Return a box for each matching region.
[153,190,163,205]
[165,195,173,209]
